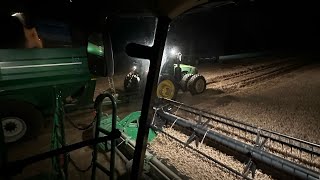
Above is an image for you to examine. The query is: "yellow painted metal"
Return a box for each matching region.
[157,79,175,99]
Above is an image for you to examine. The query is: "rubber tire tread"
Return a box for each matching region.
[157,74,178,100]
[187,74,206,95]
[180,73,193,92]
[0,100,43,144]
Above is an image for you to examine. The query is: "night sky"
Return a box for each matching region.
[167,0,320,56]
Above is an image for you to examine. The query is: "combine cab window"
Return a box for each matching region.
[35,19,73,48]
[0,14,84,49]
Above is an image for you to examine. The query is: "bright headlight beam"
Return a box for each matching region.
[170,48,177,56]
[133,66,137,71]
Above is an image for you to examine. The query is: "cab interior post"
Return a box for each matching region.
[130,16,171,180]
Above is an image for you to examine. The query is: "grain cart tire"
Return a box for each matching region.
[0,101,43,143]
[124,72,141,92]
[180,73,193,92]
[187,74,206,95]
[157,75,178,100]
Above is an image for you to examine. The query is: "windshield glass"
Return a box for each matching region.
[94,16,156,100]
[147,1,320,180]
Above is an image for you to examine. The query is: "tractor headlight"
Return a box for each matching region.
[132,65,137,71]
[168,46,182,61]
[170,47,178,56]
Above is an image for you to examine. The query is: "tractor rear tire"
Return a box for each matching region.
[0,101,43,143]
[180,73,193,92]
[187,74,206,95]
[157,75,178,100]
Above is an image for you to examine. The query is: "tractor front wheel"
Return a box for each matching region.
[157,75,178,100]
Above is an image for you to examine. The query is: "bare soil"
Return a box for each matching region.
[179,58,320,144]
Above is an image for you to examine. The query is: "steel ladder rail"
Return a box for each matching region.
[0,92,121,180]
[91,92,118,180]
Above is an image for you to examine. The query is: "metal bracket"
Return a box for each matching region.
[51,88,68,180]
[184,116,210,148]
[242,129,268,179]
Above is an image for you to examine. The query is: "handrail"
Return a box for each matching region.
[0,134,120,177]
[0,92,121,180]
[92,92,118,180]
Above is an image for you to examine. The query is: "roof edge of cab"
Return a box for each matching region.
[158,0,209,19]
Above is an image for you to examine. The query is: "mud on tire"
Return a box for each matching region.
[187,74,206,95]
[180,73,193,92]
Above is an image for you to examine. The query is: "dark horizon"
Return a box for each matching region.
[167,1,320,56]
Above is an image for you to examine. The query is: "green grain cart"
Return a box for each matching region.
[0,37,107,143]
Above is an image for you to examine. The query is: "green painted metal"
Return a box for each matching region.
[117,111,157,142]
[0,47,95,115]
[51,88,68,180]
[87,42,104,57]
[0,48,90,92]
[174,63,198,74]
[99,111,157,142]
[161,61,198,77]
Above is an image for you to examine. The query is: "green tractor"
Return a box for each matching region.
[124,50,206,100]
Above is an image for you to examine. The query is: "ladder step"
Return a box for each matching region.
[95,162,111,176]
[97,127,110,136]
